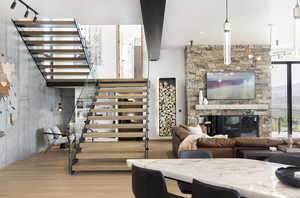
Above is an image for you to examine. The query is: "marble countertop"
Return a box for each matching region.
[127,159,300,198]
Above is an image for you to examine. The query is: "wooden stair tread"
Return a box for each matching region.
[99,83,147,88]
[87,116,146,120]
[39,65,89,69]
[31,49,84,54]
[90,108,146,113]
[86,124,145,129]
[25,40,81,45]
[76,152,145,159]
[20,31,79,36]
[95,95,145,99]
[94,102,146,106]
[46,79,97,83]
[72,161,130,171]
[97,88,146,93]
[83,132,145,138]
[44,72,89,76]
[80,141,145,153]
[98,79,148,83]
[35,57,86,61]
[14,20,76,26]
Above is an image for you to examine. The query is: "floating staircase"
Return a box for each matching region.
[13,19,91,85]
[72,79,149,172]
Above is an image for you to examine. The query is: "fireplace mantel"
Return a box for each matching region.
[195,104,269,111]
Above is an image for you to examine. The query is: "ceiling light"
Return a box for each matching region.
[224,0,231,65]
[24,8,29,18]
[10,0,17,9]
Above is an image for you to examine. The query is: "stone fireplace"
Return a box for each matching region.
[185,45,272,137]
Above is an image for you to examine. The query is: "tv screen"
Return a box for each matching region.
[207,72,256,100]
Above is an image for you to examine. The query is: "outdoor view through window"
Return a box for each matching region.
[272,65,300,138]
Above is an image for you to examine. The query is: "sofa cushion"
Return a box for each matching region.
[235,138,284,147]
[172,127,191,141]
[197,138,236,148]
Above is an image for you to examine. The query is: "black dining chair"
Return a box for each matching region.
[131,165,185,198]
[177,150,213,194]
[191,179,241,198]
[268,154,300,166]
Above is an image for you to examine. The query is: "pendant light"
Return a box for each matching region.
[224,0,231,65]
[294,0,300,56]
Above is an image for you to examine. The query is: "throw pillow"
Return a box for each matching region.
[187,125,203,135]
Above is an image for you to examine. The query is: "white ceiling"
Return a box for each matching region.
[0,0,296,48]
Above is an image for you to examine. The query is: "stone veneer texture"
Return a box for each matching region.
[185,45,272,137]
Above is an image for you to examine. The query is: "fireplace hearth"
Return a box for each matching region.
[205,115,259,138]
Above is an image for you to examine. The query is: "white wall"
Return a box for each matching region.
[96,26,117,78]
[148,49,185,139]
[269,0,296,48]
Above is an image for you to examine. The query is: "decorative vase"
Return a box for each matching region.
[203,98,208,105]
[288,134,294,149]
[199,90,204,105]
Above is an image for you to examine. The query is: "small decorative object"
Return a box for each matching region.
[276,167,300,188]
[198,90,204,105]
[203,98,208,105]
[288,134,294,149]
[158,78,176,137]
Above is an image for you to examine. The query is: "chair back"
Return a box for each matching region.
[132,165,168,198]
[192,179,241,198]
[178,150,213,159]
[44,128,54,144]
[177,150,213,194]
[268,154,300,166]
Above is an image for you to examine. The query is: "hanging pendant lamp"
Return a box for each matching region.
[294,0,300,56]
[224,0,231,65]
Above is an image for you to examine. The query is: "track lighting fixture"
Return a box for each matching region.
[10,0,17,9]
[24,7,29,18]
[10,0,39,21]
[33,14,38,22]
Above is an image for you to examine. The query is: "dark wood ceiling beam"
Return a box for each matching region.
[140,0,166,61]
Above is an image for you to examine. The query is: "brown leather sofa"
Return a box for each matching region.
[172,126,290,158]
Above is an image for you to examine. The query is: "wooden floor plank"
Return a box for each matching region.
[0,141,182,198]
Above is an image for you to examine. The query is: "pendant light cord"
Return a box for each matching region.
[226,0,229,22]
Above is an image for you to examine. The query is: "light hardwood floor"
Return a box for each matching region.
[0,140,187,198]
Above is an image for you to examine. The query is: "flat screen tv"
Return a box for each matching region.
[207,72,256,100]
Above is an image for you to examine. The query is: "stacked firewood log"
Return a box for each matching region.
[159,80,176,136]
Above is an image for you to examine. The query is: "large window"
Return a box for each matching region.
[272,63,300,138]
[271,65,288,137]
[292,64,300,138]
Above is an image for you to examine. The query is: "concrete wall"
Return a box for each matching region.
[0,18,68,168]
